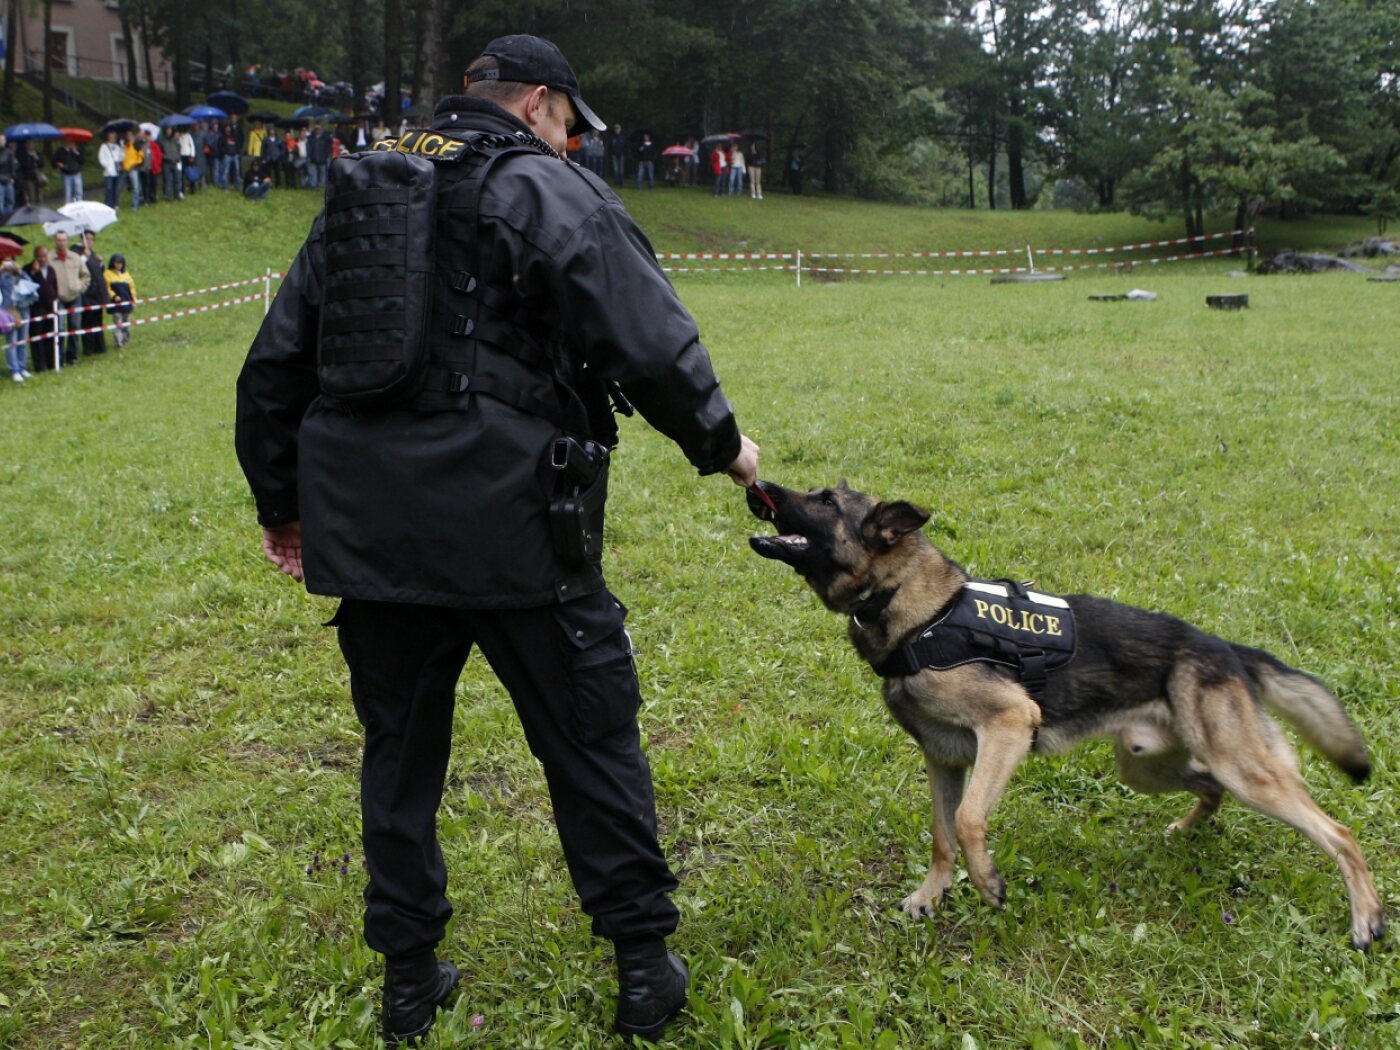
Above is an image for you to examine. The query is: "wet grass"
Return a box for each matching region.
[0,190,1396,1047]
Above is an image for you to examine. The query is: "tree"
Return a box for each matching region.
[415,0,444,113]
[41,0,52,123]
[1253,0,1400,222]
[170,1,189,107]
[2,0,21,115]
[1047,0,1157,208]
[980,0,1054,209]
[383,0,403,122]
[1121,55,1343,239]
[346,0,370,116]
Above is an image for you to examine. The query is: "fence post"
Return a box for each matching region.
[1026,244,1036,273]
[51,308,61,372]
[796,248,801,289]
[263,268,272,315]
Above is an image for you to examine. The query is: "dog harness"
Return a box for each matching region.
[872,579,1077,701]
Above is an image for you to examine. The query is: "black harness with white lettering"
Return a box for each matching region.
[872,579,1076,701]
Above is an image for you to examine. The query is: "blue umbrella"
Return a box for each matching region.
[4,122,63,140]
[184,104,227,120]
[207,91,249,115]
[293,105,333,119]
[159,113,197,128]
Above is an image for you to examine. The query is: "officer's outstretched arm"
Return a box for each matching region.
[547,202,743,476]
[726,434,760,487]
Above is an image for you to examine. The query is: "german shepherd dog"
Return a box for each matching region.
[747,479,1385,950]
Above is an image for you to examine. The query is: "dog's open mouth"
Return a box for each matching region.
[749,532,810,559]
[746,481,810,561]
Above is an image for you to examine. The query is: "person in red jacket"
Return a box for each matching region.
[147,135,164,206]
[710,142,727,196]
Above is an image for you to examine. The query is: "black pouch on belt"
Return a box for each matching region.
[549,436,610,567]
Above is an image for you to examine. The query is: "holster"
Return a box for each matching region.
[549,437,610,567]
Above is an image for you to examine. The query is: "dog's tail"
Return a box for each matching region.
[1232,644,1371,782]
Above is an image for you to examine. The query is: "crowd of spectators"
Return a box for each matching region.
[85,115,400,210]
[577,126,782,198]
[1,226,135,383]
[0,109,804,386]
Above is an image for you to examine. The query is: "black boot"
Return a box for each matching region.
[382,950,460,1047]
[614,941,688,1040]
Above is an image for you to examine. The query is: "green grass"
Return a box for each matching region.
[613,184,1379,256]
[0,191,1396,1048]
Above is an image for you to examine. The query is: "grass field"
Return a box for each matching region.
[0,189,1396,1049]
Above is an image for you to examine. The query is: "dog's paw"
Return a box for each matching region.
[1351,910,1387,952]
[899,891,941,919]
[975,873,1007,908]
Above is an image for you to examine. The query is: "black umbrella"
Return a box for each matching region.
[99,119,138,137]
[274,117,310,130]
[3,203,66,225]
[207,91,249,115]
[246,111,281,123]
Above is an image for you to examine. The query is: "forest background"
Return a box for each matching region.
[76,0,1400,237]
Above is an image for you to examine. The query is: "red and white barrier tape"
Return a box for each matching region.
[660,264,796,273]
[805,247,1021,260]
[666,228,1252,262]
[805,245,1244,277]
[1038,228,1252,256]
[1040,245,1245,271]
[655,251,793,260]
[21,292,269,348]
[131,274,287,307]
[15,272,288,346]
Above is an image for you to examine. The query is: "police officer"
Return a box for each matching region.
[234,34,759,1047]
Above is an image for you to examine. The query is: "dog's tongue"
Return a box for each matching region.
[748,483,779,519]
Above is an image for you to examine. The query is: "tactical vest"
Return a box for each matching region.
[873,579,1077,701]
[320,128,603,436]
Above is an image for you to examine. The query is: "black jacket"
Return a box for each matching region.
[54,146,83,175]
[236,97,741,609]
[82,251,108,306]
[306,130,334,165]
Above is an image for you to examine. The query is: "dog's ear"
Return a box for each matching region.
[862,501,931,550]
[837,477,850,492]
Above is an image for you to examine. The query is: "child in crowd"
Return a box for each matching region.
[0,258,29,381]
[104,254,136,348]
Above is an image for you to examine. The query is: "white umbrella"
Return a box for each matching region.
[140,121,161,140]
[43,201,119,237]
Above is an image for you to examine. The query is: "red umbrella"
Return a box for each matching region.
[0,236,25,259]
[59,127,93,143]
[661,145,693,157]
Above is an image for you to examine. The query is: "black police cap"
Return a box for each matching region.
[472,35,605,132]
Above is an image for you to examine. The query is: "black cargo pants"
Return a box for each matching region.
[331,590,680,958]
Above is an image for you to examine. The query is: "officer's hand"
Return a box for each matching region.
[725,433,760,487]
[262,522,304,582]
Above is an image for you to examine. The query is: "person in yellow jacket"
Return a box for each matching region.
[246,120,267,180]
[104,253,136,348]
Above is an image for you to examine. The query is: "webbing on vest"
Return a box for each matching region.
[873,579,1077,702]
[418,135,580,430]
[316,130,561,415]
